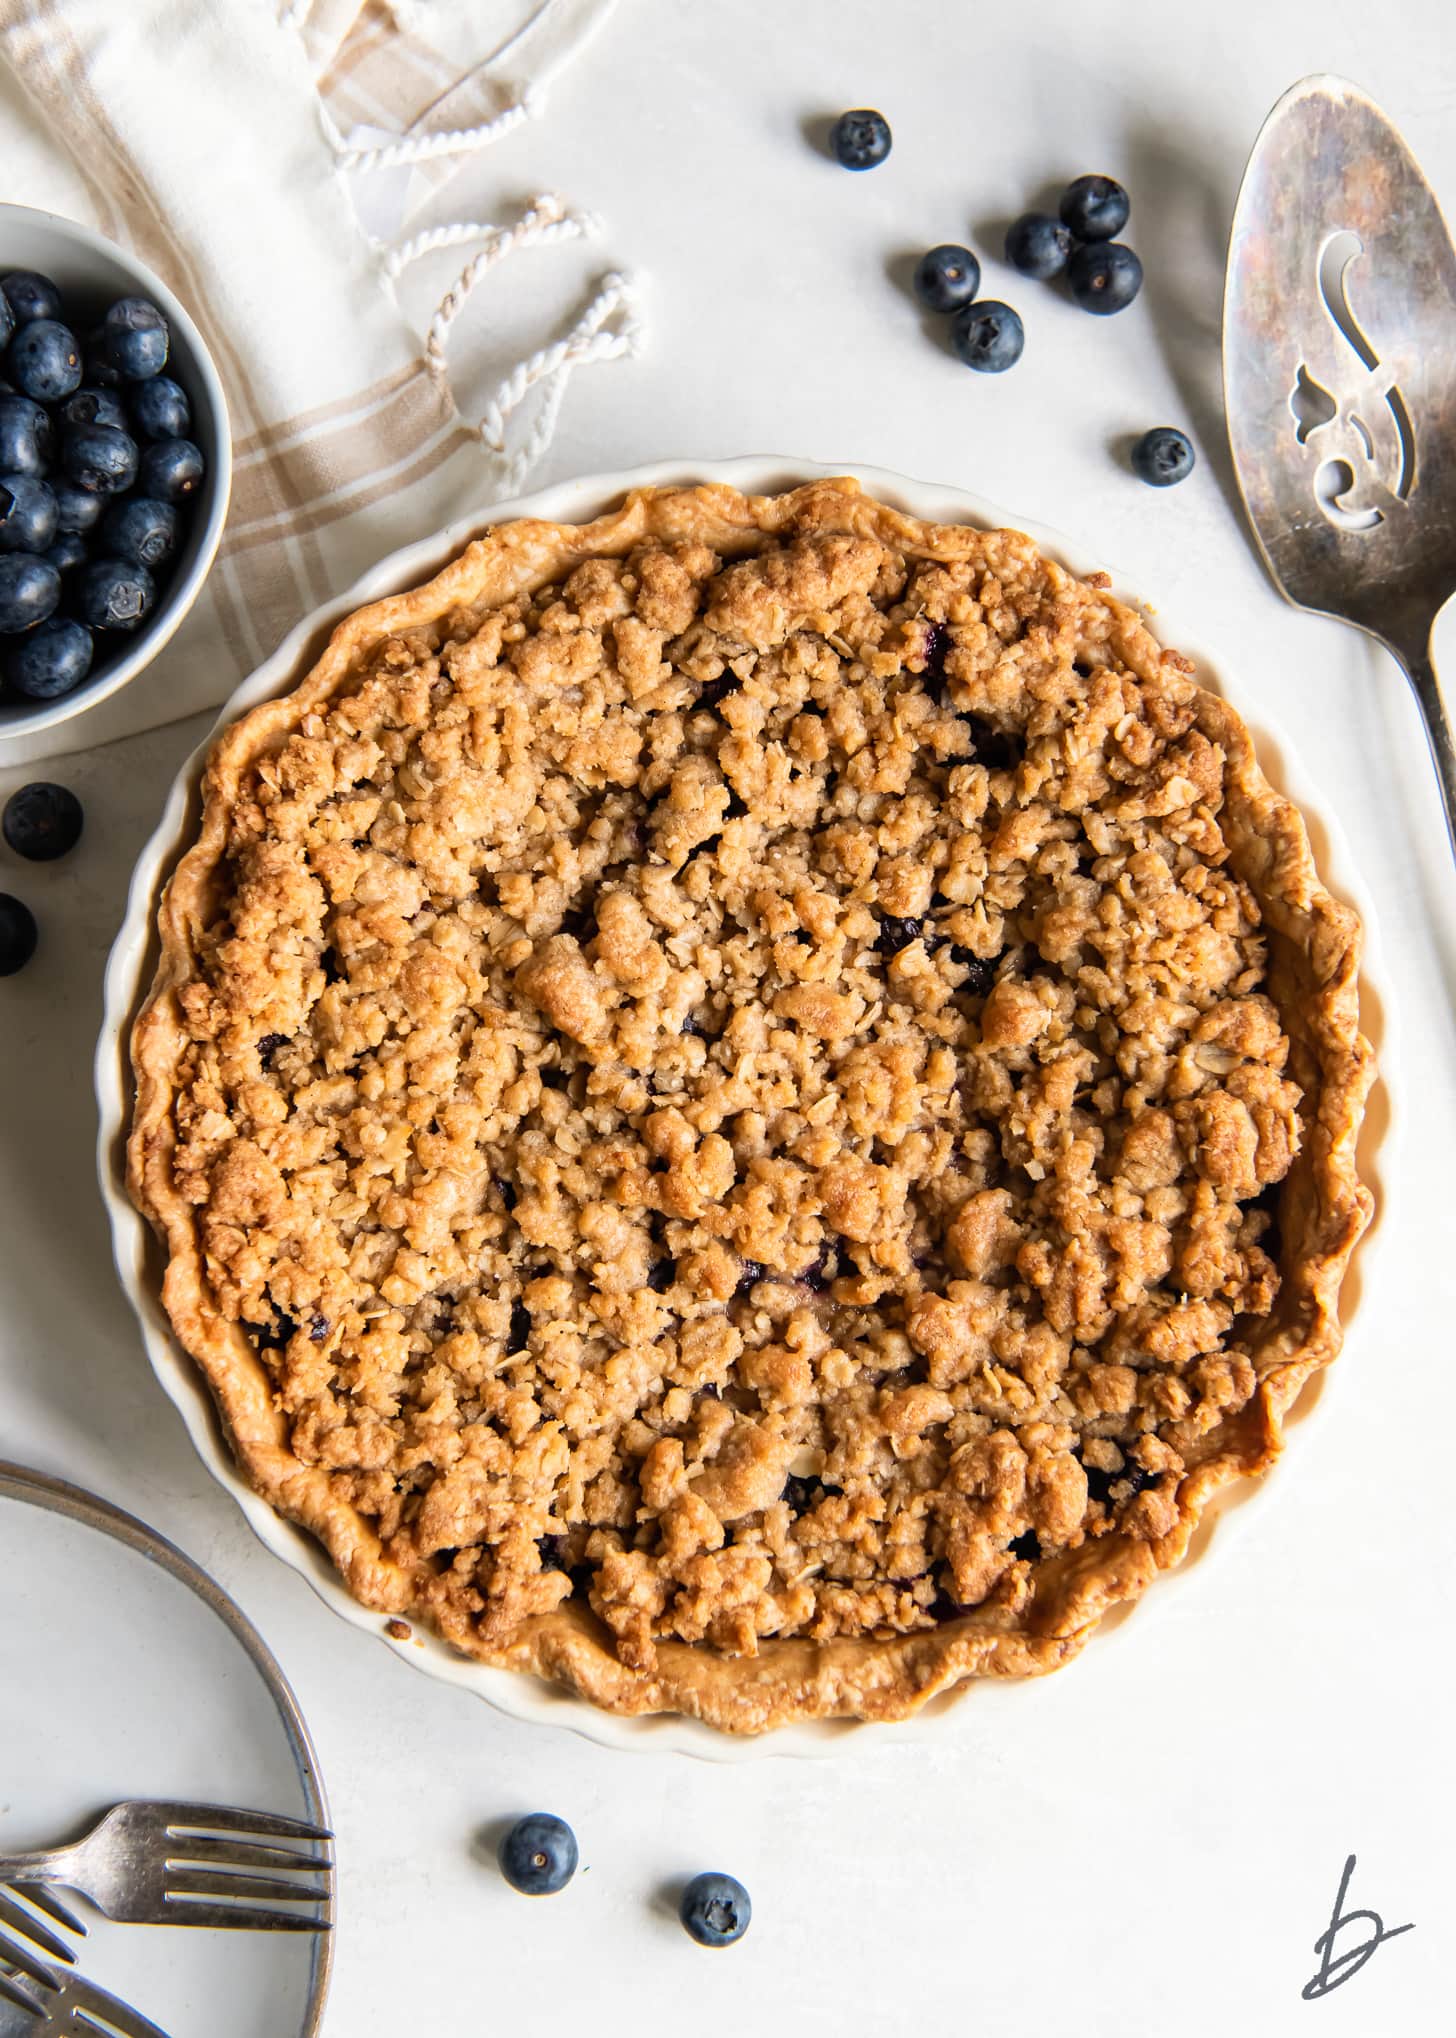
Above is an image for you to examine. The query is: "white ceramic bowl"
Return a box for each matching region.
[0,202,231,738]
[94,456,1389,1760]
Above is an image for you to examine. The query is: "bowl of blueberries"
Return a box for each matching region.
[0,201,231,736]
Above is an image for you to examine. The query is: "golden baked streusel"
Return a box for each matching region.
[128,479,1373,1732]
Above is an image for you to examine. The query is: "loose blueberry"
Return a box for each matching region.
[0,296,11,353]
[0,554,61,634]
[138,437,203,503]
[83,330,125,390]
[101,496,179,570]
[949,299,1024,372]
[129,373,191,440]
[0,475,58,555]
[1067,241,1143,315]
[1131,426,1196,487]
[830,107,892,171]
[5,618,92,698]
[2,782,83,861]
[1059,174,1130,242]
[1005,211,1074,280]
[43,529,89,576]
[62,423,139,495]
[52,479,104,533]
[680,1872,751,1949]
[0,894,38,975]
[913,244,980,314]
[102,297,169,380]
[58,385,129,433]
[8,319,82,403]
[498,1814,578,1896]
[0,396,55,478]
[0,271,62,328]
[77,558,155,631]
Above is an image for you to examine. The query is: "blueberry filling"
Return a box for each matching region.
[949,947,998,996]
[697,674,740,710]
[648,1259,675,1293]
[801,1246,837,1293]
[1248,1180,1284,1262]
[875,914,924,955]
[734,1258,765,1297]
[559,904,596,942]
[308,1313,329,1343]
[782,1473,838,1515]
[243,1312,297,1350]
[497,1178,518,1210]
[257,1032,287,1066]
[320,946,343,984]
[537,1533,566,1571]
[964,714,1023,771]
[1081,1457,1150,1506]
[922,620,950,675]
[1008,1530,1041,1562]
[508,1301,531,1353]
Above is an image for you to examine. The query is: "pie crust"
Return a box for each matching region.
[128,479,1374,1733]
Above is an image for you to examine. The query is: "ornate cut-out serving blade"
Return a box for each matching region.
[1224,73,1456,860]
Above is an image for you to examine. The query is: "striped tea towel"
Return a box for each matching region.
[0,0,643,763]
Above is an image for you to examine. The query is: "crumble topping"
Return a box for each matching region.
[163,519,1301,1674]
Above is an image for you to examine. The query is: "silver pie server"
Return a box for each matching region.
[1224,74,1456,862]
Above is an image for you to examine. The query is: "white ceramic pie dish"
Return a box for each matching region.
[93,455,1391,1761]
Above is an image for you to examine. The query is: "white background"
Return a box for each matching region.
[3,1,1456,2032]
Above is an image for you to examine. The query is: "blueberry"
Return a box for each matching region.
[1131,426,1196,487]
[949,299,1024,372]
[77,558,155,631]
[84,330,125,390]
[1067,241,1143,315]
[8,319,82,402]
[913,244,980,314]
[680,1872,751,1948]
[830,108,892,171]
[101,496,179,570]
[53,479,104,533]
[1,271,62,327]
[102,297,169,380]
[2,782,83,861]
[58,385,129,433]
[5,618,93,698]
[0,555,61,634]
[62,423,139,495]
[0,296,11,352]
[0,894,38,975]
[138,438,203,503]
[43,530,89,575]
[498,1814,578,1896]
[1059,175,1130,242]
[129,374,191,440]
[1005,211,1074,280]
[876,914,924,954]
[0,476,58,554]
[0,396,55,478]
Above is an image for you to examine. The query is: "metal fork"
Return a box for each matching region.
[0,1802,332,1933]
[1,1883,171,2037]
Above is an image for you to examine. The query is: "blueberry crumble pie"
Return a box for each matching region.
[128,478,1373,1731]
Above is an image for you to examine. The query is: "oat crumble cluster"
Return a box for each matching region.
[160,516,1305,1676]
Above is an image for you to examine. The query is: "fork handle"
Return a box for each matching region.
[1395,632,1456,867]
[0,1846,80,1885]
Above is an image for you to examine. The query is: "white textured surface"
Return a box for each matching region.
[3,2,1455,2031]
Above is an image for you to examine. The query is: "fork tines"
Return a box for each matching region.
[157,1802,333,1930]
